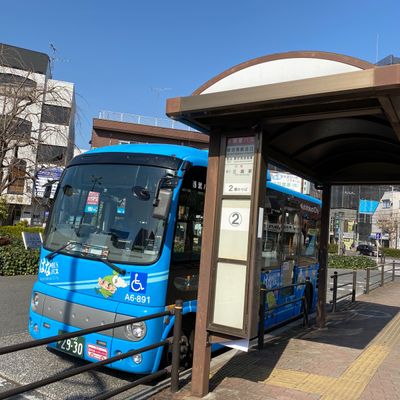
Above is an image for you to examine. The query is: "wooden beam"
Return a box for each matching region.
[262,107,382,125]
[191,133,221,398]
[378,95,400,141]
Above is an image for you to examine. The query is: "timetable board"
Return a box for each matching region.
[223,136,255,196]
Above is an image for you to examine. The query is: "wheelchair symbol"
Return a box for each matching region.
[131,272,147,292]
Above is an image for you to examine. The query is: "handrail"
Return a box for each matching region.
[365,261,397,294]
[0,341,168,400]
[0,300,185,399]
[265,296,305,313]
[0,310,171,356]
[92,370,168,400]
[330,271,354,278]
[330,270,357,312]
[258,281,311,349]
[263,282,306,294]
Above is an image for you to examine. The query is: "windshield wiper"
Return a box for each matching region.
[46,241,74,260]
[46,241,125,275]
[91,256,126,276]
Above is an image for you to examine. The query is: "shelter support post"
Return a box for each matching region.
[316,184,331,328]
[191,133,220,398]
[191,130,266,397]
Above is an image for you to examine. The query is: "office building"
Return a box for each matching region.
[0,43,75,225]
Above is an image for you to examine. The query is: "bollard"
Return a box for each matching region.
[381,262,385,287]
[352,270,357,302]
[393,260,396,282]
[332,272,338,312]
[258,286,266,350]
[171,299,183,393]
[366,268,370,294]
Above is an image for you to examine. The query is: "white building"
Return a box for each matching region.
[372,190,400,248]
[0,43,75,225]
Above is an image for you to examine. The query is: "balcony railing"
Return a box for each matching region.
[99,110,198,132]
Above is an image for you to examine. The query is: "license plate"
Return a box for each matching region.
[56,331,85,358]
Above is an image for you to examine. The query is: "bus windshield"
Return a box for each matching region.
[44,163,172,264]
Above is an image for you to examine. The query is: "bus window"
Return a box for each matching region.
[281,207,298,262]
[298,201,320,266]
[262,192,283,270]
[166,167,206,304]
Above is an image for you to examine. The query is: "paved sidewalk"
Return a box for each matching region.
[151,281,400,400]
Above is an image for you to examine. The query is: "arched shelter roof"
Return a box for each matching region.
[166,51,400,185]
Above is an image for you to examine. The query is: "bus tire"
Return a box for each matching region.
[180,318,195,369]
[161,315,195,370]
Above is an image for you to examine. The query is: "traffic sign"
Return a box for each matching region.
[375,233,382,240]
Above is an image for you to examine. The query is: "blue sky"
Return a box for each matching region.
[2,1,400,148]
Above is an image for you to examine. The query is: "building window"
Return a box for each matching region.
[41,104,71,125]
[37,144,67,164]
[0,116,31,140]
[382,199,391,209]
[7,160,27,194]
[0,73,36,97]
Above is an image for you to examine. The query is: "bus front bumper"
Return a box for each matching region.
[28,288,166,374]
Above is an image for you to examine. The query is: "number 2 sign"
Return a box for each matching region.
[229,212,242,227]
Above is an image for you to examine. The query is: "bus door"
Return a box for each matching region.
[166,166,206,305]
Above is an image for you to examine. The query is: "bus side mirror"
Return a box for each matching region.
[152,188,172,220]
[152,175,178,220]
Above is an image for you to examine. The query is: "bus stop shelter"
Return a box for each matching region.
[166,51,400,397]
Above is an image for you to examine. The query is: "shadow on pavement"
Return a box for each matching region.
[207,298,400,390]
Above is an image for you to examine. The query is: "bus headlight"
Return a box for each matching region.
[125,321,147,341]
[31,292,40,311]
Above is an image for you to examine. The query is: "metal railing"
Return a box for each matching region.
[99,110,198,132]
[258,282,310,349]
[365,260,399,294]
[330,270,357,312]
[0,299,185,399]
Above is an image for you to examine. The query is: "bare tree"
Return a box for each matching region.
[0,55,74,201]
[375,212,400,248]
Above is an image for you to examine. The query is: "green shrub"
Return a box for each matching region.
[0,196,8,223]
[382,248,400,258]
[328,243,338,254]
[0,225,44,241]
[328,255,376,269]
[0,240,39,276]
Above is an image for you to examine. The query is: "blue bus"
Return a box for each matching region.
[29,144,321,374]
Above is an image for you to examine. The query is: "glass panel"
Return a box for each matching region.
[167,167,206,304]
[262,191,284,270]
[41,104,71,125]
[298,200,320,266]
[37,144,67,164]
[172,190,204,260]
[44,163,171,264]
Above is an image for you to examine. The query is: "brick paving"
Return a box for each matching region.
[150,280,400,400]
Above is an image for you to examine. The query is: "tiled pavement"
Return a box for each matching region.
[151,281,400,400]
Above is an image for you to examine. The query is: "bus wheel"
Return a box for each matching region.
[180,322,195,369]
[160,317,195,369]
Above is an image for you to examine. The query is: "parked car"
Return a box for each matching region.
[356,244,382,257]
